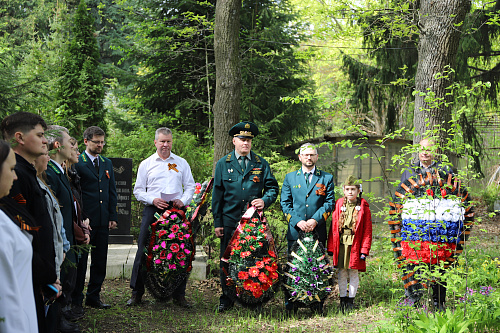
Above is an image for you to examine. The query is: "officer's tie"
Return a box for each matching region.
[94,157,99,173]
[238,156,246,172]
[305,172,310,186]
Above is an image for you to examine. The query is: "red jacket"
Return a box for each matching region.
[327,197,372,272]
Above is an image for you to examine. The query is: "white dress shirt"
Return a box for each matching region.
[0,209,37,332]
[302,166,316,183]
[133,152,196,206]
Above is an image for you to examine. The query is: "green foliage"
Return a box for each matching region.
[474,184,500,212]
[55,0,106,138]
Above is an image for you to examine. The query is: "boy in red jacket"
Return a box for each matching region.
[327,175,372,312]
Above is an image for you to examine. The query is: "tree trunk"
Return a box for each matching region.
[213,0,242,173]
[413,0,470,148]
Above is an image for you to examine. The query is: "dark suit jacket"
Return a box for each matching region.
[7,154,57,286]
[74,152,118,227]
[46,160,76,262]
[280,168,335,243]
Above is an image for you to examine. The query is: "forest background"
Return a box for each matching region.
[2,0,500,331]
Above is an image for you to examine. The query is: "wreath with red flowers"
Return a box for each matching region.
[221,207,281,307]
[389,167,473,298]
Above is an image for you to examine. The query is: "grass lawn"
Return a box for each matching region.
[78,208,500,332]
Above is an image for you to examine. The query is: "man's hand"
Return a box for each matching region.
[305,219,318,232]
[109,221,117,229]
[53,279,63,298]
[84,234,90,245]
[251,198,265,210]
[215,227,224,238]
[153,198,169,210]
[296,220,308,231]
[172,199,184,209]
[83,218,91,231]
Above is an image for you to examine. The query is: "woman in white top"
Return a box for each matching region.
[0,140,38,332]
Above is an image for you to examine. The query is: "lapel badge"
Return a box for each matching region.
[228,168,233,173]
[106,170,110,179]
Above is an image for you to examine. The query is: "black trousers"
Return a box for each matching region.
[72,226,109,304]
[219,226,236,306]
[130,205,186,298]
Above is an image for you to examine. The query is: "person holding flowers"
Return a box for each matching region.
[212,121,279,313]
[327,175,372,312]
[128,127,195,307]
[280,143,335,314]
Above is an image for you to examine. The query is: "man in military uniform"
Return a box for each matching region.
[212,121,279,313]
[73,126,117,310]
[280,142,335,314]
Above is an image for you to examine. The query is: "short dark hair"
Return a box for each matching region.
[0,112,47,141]
[83,126,105,140]
[0,139,11,167]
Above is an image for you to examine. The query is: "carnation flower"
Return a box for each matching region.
[184,249,191,254]
[177,252,186,260]
[168,233,175,239]
[152,245,159,251]
[158,230,167,238]
[184,234,190,239]
[155,259,161,264]
[171,225,180,233]
[238,271,249,280]
[178,233,184,241]
[255,261,264,269]
[243,279,253,291]
[169,264,177,270]
[248,267,260,277]
[179,260,185,266]
[161,241,167,249]
[258,272,269,284]
[167,253,173,260]
[171,214,178,219]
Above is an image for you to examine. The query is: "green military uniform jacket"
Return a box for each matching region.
[212,151,279,228]
[280,168,335,243]
[74,152,118,227]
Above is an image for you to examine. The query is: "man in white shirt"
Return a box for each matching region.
[127,127,195,307]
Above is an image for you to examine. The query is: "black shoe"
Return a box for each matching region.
[340,297,347,313]
[217,303,233,313]
[85,299,111,309]
[126,294,142,306]
[62,308,84,322]
[57,316,81,333]
[173,296,192,309]
[71,305,84,317]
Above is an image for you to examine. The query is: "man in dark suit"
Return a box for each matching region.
[0,112,60,333]
[72,126,117,309]
[212,121,279,313]
[45,125,82,332]
[280,142,335,314]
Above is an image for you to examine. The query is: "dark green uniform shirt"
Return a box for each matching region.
[212,151,279,228]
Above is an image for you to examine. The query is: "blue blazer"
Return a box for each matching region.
[74,152,118,227]
[280,169,335,243]
[46,160,77,262]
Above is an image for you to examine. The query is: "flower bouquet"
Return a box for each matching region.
[144,207,195,300]
[221,206,281,308]
[389,168,473,299]
[185,178,213,238]
[283,231,334,307]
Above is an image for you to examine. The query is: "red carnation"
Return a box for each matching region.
[170,243,180,253]
[258,272,269,284]
[176,252,186,260]
[243,279,253,291]
[268,271,279,281]
[262,257,271,264]
[253,289,263,298]
[158,230,168,238]
[171,225,180,233]
[441,188,447,198]
[238,271,249,280]
[255,261,264,269]
[248,267,260,277]
[426,189,434,197]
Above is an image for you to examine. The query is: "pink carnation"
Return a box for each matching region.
[184,249,191,254]
[155,259,161,264]
[184,234,190,239]
[179,260,185,266]
[161,241,166,249]
[152,245,159,251]
[168,233,175,239]
[171,214,177,219]
[181,243,185,249]
[169,264,177,270]
[167,253,173,260]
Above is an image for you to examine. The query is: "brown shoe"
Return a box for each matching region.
[173,296,193,308]
[126,294,142,306]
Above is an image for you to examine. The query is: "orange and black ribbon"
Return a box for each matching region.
[168,163,178,172]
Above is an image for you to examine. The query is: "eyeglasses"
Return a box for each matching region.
[89,140,106,145]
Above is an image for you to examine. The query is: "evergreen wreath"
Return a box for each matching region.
[283,230,334,307]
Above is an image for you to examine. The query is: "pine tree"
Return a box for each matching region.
[56,0,106,137]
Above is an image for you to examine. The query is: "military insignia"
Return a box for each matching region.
[293,184,301,189]
[252,167,261,170]
[253,176,260,183]
[251,170,262,175]
[106,170,110,179]
[315,183,326,196]
[228,168,233,173]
